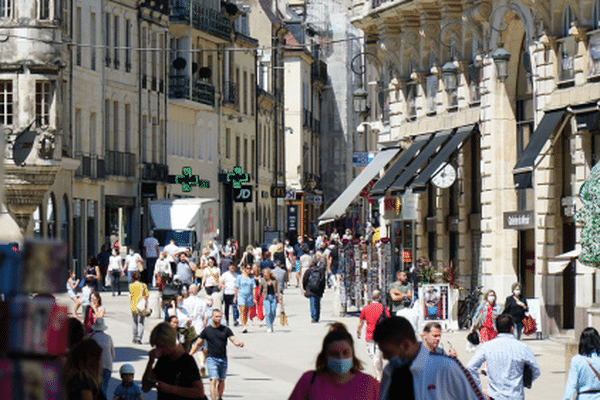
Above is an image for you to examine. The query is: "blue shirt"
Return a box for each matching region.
[466,333,540,400]
[235,275,255,300]
[113,382,142,400]
[564,353,600,400]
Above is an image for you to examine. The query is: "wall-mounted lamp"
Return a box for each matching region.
[491,44,511,81]
[353,87,369,116]
[285,127,294,134]
[442,60,459,92]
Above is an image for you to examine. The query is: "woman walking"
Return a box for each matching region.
[129,271,149,344]
[202,256,221,296]
[503,282,528,339]
[108,249,123,296]
[249,264,265,323]
[258,268,280,333]
[564,327,600,399]
[235,264,256,333]
[289,322,379,399]
[472,289,502,343]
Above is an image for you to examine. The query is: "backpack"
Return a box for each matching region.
[377,303,389,325]
[306,267,323,295]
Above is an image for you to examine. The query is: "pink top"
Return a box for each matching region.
[289,370,380,400]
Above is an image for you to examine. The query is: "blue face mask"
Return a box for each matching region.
[327,357,353,375]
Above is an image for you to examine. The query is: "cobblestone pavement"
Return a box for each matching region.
[55,284,569,399]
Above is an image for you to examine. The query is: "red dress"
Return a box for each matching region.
[479,303,498,343]
[249,282,264,321]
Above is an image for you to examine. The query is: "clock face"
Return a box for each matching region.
[431,163,456,188]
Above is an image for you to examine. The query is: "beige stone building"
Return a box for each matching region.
[351,0,600,336]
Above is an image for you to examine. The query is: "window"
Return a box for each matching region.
[90,13,96,70]
[235,136,240,166]
[207,127,213,162]
[125,20,131,72]
[74,109,81,153]
[124,104,131,152]
[152,117,157,162]
[558,5,576,82]
[243,71,248,114]
[141,27,147,80]
[114,15,119,69]
[250,73,255,116]
[76,8,82,66]
[104,99,110,152]
[0,0,13,19]
[595,0,600,30]
[36,81,52,125]
[406,81,417,119]
[113,101,119,150]
[243,138,248,172]
[425,75,437,114]
[90,112,96,154]
[105,13,111,66]
[468,62,481,104]
[0,81,13,125]
[39,0,50,20]
[225,128,231,158]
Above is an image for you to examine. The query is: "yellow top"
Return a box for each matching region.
[129,281,149,313]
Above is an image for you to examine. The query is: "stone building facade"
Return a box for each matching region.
[351,0,600,336]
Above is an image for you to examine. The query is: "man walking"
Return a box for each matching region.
[196,309,244,400]
[374,316,484,400]
[356,290,390,380]
[421,321,457,357]
[302,257,326,323]
[89,318,115,398]
[466,313,540,400]
[143,230,159,286]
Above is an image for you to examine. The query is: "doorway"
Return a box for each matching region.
[562,222,576,329]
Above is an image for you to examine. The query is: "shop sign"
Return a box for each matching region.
[352,152,369,167]
[271,185,286,198]
[168,167,210,192]
[233,185,253,203]
[285,188,297,201]
[503,210,535,230]
[287,205,298,231]
[314,195,322,205]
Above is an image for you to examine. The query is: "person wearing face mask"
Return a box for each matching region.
[374,316,484,400]
[471,289,502,343]
[503,283,529,340]
[108,248,124,296]
[124,247,144,284]
[289,322,379,400]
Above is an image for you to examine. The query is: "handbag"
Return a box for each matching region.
[136,297,152,316]
[522,315,536,335]
[467,329,480,345]
[280,311,288,326]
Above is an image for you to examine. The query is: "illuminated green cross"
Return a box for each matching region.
[226,166,249,189]
[170,167,210,192]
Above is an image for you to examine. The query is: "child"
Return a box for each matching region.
[67,270,81,318]
[113,364,143,400]
[80,278,93,325]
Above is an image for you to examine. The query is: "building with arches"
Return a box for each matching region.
[350,0,600,336]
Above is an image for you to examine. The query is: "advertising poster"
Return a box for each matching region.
[421,283,450,321]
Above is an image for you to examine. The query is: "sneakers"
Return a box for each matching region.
[200,366,207,378]
[233,320,240,327]
[242,327,248,333]
[266,327,273,333]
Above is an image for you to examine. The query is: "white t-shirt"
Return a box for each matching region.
[108,255,122,272]
[183,295,207,334]
[220,271,238,295]
[125,252,142,272]
[164,243,180,263]
[203,267,220,287]
[143,236,159,258]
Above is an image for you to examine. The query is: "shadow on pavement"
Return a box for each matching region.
[114,346,150,363]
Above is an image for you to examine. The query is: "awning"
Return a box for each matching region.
[411,124,478,190]
[513,109,567,189]
[318,148,401,223]
[388,130,453,192]
[548,248,597,274]
[370,135,431,197]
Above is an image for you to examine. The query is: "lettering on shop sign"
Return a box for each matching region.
[271,185,286,198]
[234,185,253,203]
[503,210,535,230]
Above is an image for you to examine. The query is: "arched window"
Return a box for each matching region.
[61,195,69,245]
[47,194,56,238]
[33,206,42,237]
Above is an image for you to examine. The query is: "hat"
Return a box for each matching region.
[91,317,108,331]
[120,364,135,375]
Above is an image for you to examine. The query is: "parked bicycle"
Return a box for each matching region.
[458,286,483,329]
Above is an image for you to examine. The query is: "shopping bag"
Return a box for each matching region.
[280,311,289,326]
[523,315,536,335]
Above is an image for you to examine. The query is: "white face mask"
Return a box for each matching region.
[514,289,521,296]
[488,295,496,303]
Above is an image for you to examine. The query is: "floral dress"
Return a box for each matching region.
[479,302,500,343]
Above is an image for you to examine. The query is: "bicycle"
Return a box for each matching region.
[458,286,483,329]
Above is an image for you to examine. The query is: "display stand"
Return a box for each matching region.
[0,240,69,400]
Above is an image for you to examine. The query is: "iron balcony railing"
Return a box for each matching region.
[169,75,215,106]
[170,0,232,41]
[193,79,215,106]
[142,162,169,181]
[169,75,190,99]
[223,81,238,105]
[74,152,105,179]
[106,151,135,177]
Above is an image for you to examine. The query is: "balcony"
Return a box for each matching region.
[169,75,215,106]
[223,81,238,106]
[74,152,105,179]
[106,151,136,177]
[142,162,169,181]
[169,75,190,99]
[170,0,232,41]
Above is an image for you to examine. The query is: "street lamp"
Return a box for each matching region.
[442,60,459,92]
[353,87,368,116]
[491,44,511,81]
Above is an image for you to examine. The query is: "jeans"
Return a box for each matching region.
[145,257,157,286]
[514,321,524,340]
[309,296,321,322]
[101,368,111,398]
[223,294,238,324]
[263,294,277,329]
[127,270,134,284]
[111,271,121,295]
[131,312,145,341]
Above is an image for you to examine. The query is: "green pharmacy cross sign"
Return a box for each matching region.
[168,167,210,192]
[226,166,249,189]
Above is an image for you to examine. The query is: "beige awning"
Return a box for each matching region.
[548,249,597,274]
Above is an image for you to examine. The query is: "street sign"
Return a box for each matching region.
[233,185,253,203]
[352,152,369,167]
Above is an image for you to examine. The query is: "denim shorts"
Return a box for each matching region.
[206,356,227,380]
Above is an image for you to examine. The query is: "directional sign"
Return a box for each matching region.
[227,166,249,189]
[233,185,253,203]
[168,167,210,192]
